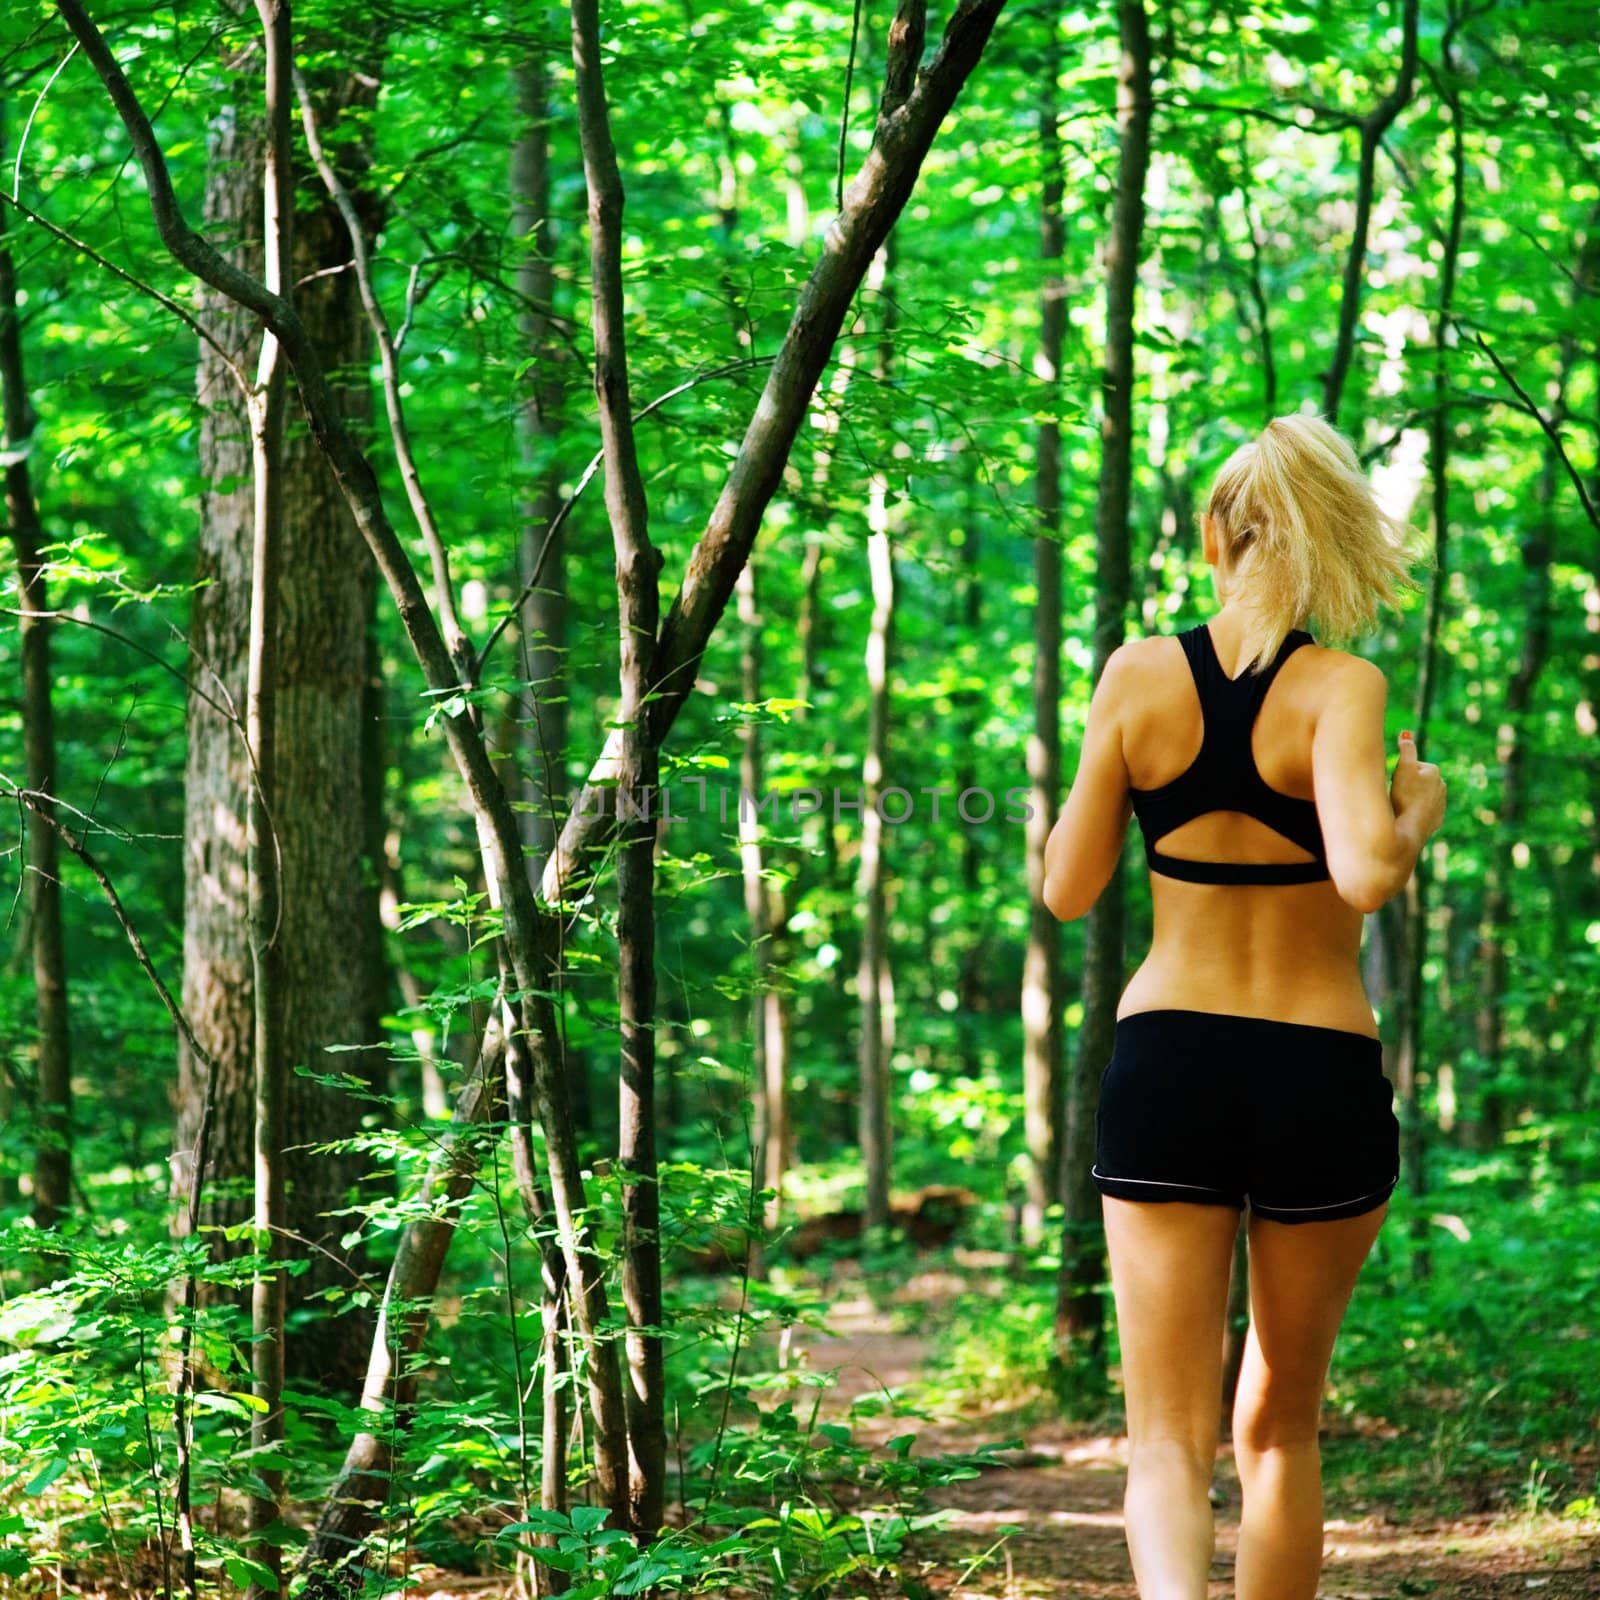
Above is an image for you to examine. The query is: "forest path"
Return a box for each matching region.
[785,1261,1600,1600]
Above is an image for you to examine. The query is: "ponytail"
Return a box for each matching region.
[1206,413,1429,672]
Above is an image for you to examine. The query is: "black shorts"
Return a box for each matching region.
[1092,1008,1400,1224]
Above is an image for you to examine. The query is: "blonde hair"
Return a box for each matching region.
[1206,413,1428,673]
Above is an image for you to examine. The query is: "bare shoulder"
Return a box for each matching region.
[1304,643,1387,718]
[1091,634,1170,703]
[1307,642,1385,688]
[1107,633,1179,678]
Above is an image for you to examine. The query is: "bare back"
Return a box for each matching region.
[1116,629,1377,1036]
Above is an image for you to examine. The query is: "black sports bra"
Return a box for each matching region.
[1128,623,1330,886]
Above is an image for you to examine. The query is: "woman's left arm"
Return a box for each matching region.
[1042,643,1135,921]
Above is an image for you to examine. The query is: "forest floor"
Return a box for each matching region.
[781,1256,1600,1600]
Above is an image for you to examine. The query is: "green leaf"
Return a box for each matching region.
[225,1554,280,1592]
[194,1390,268,1418]
[24,1458,71,1496]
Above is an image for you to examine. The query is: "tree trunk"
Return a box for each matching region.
[1386,3,1453,1282]
[173,61,261,1340]
[0,101,72,1234]
[1021,4,1065,1243]
[299,1033,504,1586]
[954,451,986,1075]
[496,993,575,1598]
[172,49,386,1396]
[569,0,666,1537]
[858,228,899,1233]
[738,565,791,1239]
[507,48,577,1586]
[245,6,291,1589]
[1055,0,1150,1381]
[510,48,572,879]
[715,86,791,1245]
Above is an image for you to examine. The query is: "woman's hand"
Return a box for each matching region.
[1389,730,1446,840]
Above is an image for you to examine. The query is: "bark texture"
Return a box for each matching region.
[738,565,791,1236]
[1395,33,1476,1225]
[172,52,384,1395]
[244,6,292,1590]
[510,52,572,878]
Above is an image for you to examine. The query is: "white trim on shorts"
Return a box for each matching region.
[1093,1166,1401,1215]
[1091,1165,1237,1197]
[1247,1174,1400,1215]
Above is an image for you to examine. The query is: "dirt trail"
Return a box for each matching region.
[786,1267,1600,1600]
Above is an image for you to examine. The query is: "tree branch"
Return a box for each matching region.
[474,355,774,678]
[1457,318,1600,537]
[540,0,1010,905]
[0,188,248,394]
[1321,0,1420,422]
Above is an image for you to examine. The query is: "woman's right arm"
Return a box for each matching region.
[1311,656,1447,914]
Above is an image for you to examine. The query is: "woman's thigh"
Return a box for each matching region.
[1234,1202,1388,1440]
[1102,1195,1243,1456]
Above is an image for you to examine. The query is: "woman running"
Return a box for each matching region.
[1042,413,1447,1600]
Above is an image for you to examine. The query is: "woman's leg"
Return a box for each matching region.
[1231,1203,1388,1600]
[1102,1194,1242,1600]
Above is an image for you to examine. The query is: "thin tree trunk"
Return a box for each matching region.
[1587,345,1600,1089]
[506,60,580,1571]
[568,0,666,1537]
[244,5,290,1591]
[1321,0,1419,424]
[737,565,789,1239]
[1022,2,1065,1243]
[954,451,986,1074]
[1055,0,1150,1378]
[715,89,791,1246]
[1393,16,1459,1273]
[1470,489,1552,1146]
[0,101,71,1234]
[511,47,572,878]
[858,227,899,1233]
[300,1031,505,1581]
[798,302,863,936]
[497,991,574,1598]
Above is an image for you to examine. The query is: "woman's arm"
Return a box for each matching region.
[1311,656,1444,913]
[1042,644,1135,922]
